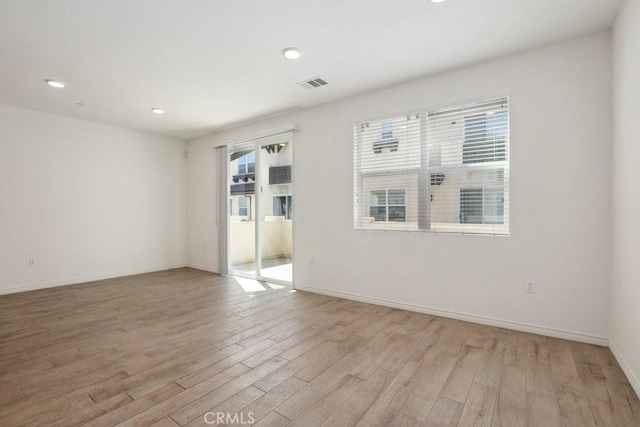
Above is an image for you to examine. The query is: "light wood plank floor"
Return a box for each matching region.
[1,268,638,426]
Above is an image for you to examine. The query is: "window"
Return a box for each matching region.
[463,112,507,164]
[237,151,255,174]
[460,188,504,224]
[372,120,399,153]
[273,195,292,220]
[460,188,484,224]
[369,190,406,222]
[239,196,248,217]
[354,98,509,235]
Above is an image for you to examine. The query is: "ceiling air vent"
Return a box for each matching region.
[298,76,328,90]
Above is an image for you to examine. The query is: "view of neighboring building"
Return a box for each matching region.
[354,98,509,235]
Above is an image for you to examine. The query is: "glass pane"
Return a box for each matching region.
[463,112,507,164]
[229,148,256,276]
[369,206,387,221]
[370,190,386,206]
[259,141,292,283]
[483,188,504,224]
[460,188,484,224]
[273,196,286,217]
[388,206,406,222]
[381,120,394,139]
[388,189,405,205]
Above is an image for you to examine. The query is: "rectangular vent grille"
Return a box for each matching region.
[298,76,328,90]
[269,165,292,185]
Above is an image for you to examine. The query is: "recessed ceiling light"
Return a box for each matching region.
[45,79,65,88]
[151,108,165,114]
[283,48,301,60]
[430,0,447,3]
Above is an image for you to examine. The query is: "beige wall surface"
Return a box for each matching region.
[0,103,187,294]
[610,0,640,396]
[188,33,612,342]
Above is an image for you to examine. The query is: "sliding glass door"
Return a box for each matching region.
[227,135,293,284]
[228,146,256,277]
[257,138,293,283]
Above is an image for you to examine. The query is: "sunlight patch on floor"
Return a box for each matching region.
[233,276,269,293]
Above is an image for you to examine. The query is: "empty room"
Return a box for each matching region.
[1,0,639,426]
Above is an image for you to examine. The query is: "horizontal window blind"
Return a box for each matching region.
[354,98,509,235]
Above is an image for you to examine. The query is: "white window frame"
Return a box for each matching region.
[369,189,406,223]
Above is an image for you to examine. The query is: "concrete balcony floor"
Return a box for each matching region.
[231,256,292,283]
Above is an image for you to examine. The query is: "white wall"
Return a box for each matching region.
[188,33,613,343]
[611,0,640,395]
[0,103,187,294]
[186,138,219,272]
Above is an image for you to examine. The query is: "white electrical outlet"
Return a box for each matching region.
[526,280,536,294]
[309,258,315,266]
[29,257,37,267]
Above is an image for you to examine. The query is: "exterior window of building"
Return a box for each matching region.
[354,97,509,235]
[460,188,505,224]
[372,119,400,154]
[237,151,255,174]
[273,195,292,220]
[239,196,248,217]
[369,189,406,222]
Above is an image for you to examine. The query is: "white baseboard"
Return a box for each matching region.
[295,284,609,346]
[0,263,188,296]
[609,340,640,399]
[186,263,220,274]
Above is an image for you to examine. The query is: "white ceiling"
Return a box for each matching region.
[0,0,622,139]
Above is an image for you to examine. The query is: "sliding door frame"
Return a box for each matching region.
[217,145,229,276]
[254,133,294,286]
[224,133,294,286]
